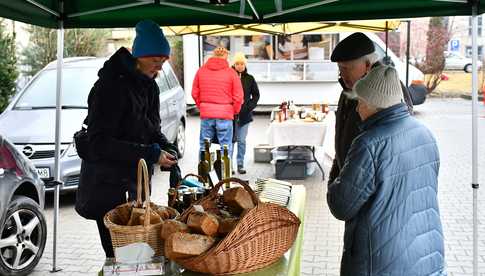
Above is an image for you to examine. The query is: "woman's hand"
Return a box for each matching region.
[158,150,177,168]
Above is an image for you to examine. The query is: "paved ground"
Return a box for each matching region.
[30,98,485,275]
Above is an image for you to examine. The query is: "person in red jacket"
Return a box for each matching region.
[192,47,243,157]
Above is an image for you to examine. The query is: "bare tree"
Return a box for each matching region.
[21,25,109,77]
[415,17,453,93]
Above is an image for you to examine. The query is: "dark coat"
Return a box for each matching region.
[328,63,414,183]
[327,104,445,276]
[236,69,260,126]
[75,47,173,220]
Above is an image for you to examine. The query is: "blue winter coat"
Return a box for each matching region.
[327,103,446,276]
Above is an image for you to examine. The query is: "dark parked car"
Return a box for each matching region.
[0,57,186,192]
[0,135,46,276]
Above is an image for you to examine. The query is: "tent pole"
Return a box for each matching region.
[406,20,410,86]
[51,0,64,273]
[198,25,202,67]
[385,21,388,57]
[471,4,479,276]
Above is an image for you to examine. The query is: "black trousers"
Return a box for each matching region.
[96,218,114,258]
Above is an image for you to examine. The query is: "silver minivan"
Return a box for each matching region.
[0,57,186,192]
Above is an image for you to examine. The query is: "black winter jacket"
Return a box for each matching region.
[328,62,414,184]
[75,47,173,220]
[235,69,260,126]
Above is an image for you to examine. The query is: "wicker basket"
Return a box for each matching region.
[172,177,301,275]
[104,159,164,257]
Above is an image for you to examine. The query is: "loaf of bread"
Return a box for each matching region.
[155,207,171,220]
[187,212,219,237]
[218,218,239,236]
[138,209,162,225]
[223,187,255,214]
[161,220,189,240]
[165,232,215,259]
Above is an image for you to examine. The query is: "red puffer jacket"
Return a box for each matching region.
[192,57,243,120]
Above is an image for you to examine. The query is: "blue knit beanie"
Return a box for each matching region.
[132,20,170,58]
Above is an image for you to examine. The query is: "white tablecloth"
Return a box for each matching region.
[267,119,328,147]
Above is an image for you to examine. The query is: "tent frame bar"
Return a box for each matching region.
[247,0,260,20]
[434,0,467,3]
[239,0,246,15]
[67,1,153,18]
[51,0,64,273]
[25,0,60,18]
[471,4,479,276]
[274,0,283,12]
[68,0,253,20]
[265,0,339,19]
[158,1,252,19]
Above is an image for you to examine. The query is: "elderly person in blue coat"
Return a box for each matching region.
[327,65,446,276]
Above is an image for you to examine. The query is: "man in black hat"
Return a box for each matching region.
[328,32,413,184]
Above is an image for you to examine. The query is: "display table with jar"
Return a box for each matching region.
[267,107,328,180]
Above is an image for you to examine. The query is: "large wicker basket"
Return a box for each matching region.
[172,177,300,275]
[104,159,164,257]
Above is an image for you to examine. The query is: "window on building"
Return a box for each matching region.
[465,45,483,59]
[468,16,482,36]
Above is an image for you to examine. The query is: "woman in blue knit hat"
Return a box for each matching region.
[75,20,178,260]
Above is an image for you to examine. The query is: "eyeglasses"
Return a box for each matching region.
[151,57,168,66]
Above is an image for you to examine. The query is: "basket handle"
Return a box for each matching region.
[136,159,152,228]
[209,177,261,206]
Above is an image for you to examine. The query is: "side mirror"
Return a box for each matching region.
[382,56,395,67]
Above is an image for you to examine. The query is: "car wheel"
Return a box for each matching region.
[465,64,472,73]
[175,123,185,159]
[0,196,47,276]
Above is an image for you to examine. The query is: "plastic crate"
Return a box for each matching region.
[253,144,274,163]
[275,159,307,180]
[272,146,313,161]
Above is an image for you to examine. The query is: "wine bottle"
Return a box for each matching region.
[213,149,223,181]
[222,145,231,189]
[198,150,210,185]
[168,188,177,208]
[204,138,212,171]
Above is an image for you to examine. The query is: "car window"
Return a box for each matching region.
[166,70,180,89]
[156,72,171,93]
[14,68,97,109]
[162,64,180,89]
[373,42,386,60]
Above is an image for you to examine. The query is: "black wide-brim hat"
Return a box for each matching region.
[330,32,375,62]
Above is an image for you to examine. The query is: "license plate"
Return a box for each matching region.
[36,168,50,179]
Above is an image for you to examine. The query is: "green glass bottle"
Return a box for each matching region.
[222,145,231,189]
[204,138,212,171]
[213,149,223,181]
[198,150,210,185]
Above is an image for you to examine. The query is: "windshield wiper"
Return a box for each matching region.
[14,106,55,110]
[14,105,87,110]
[61,105,88,109]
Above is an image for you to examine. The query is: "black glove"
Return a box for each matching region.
[168,164,182,188]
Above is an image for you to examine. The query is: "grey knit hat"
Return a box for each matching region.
[353,65,403,109]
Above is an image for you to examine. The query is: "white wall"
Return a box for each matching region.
[183,35,201,104]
